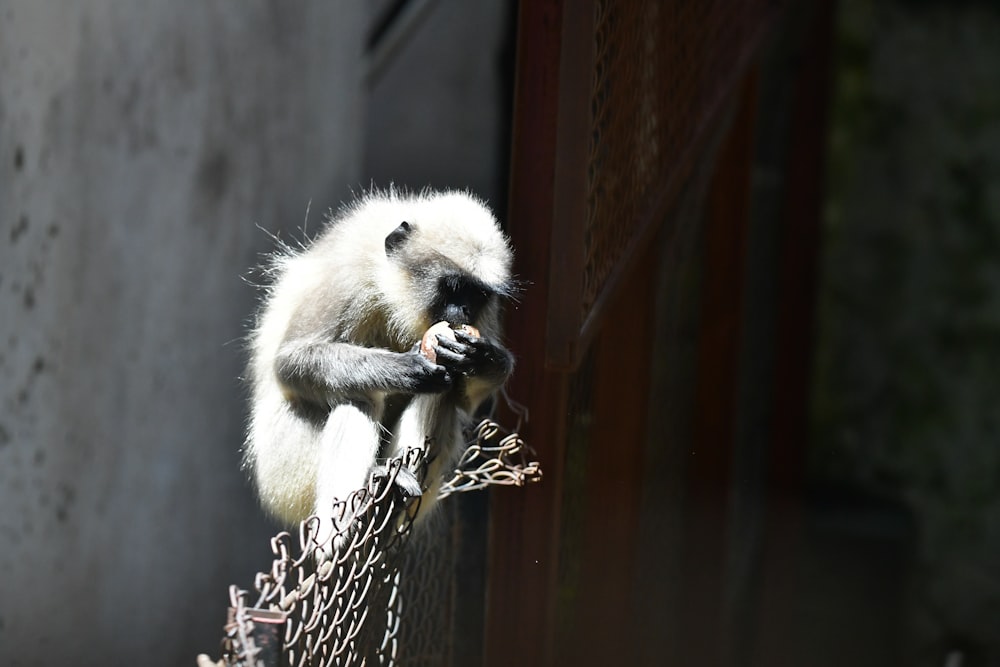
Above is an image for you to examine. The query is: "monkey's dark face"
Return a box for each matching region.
[382,218,511,337]
[430,273,494,326]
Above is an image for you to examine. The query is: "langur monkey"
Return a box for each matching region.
[244,189,515,545]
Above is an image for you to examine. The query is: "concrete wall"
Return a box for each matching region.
[364,0,513,207]
[0,3,363,664]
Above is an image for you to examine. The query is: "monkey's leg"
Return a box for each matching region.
[313,399,381,554]
[385,394,462,521]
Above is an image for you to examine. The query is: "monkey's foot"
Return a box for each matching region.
[372,463,422,498]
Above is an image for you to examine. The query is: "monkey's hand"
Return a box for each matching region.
[432,330,513,381]
[397,351,454,394]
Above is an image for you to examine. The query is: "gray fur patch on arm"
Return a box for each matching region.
[274,339,452,405]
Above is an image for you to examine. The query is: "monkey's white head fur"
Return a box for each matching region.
[307,188,513,347]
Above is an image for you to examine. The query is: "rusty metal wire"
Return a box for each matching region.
[583,0,774,319]
[439,420,542,499]
[513,0,777,367]
[206,417,540,667]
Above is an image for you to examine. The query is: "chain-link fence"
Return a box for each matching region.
[198,415,541,667]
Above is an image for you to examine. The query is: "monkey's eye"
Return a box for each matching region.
[443,275,488,303]
[466,284,493,313]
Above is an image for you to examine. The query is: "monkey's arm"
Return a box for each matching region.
[432,330,513,411]
[275,338,452,406]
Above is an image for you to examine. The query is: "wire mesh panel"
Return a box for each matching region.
[203,419,540,667]
[488,1,790,662]
[392,511,455,666]
[547,0,779,367]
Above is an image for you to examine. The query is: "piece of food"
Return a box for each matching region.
[420,321,454,363]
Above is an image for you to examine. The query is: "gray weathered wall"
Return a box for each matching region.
[364,0,512,205]
[0,3,363,664]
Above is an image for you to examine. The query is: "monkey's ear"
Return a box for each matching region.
[385,221,413,255]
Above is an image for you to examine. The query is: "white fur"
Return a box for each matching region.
[243,189,513,535]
